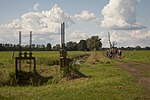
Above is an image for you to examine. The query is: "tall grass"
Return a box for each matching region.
[0,51,88,86]
[0,61,146,99]
[0,51,149,99]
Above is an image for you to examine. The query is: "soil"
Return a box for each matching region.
[117,61,150,98]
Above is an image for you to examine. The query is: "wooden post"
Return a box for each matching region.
[11,51,15,61]
[15,58,18,79]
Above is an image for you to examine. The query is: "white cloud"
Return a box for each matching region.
[101,0,146,30]
[0,4,75,44]
[67,30,88,42]
[34,3,40,11]
[74,10,96,21]
[30,27,150,48]
[1,4,74,33]
[100,30,150,47]
[0,26,18,44]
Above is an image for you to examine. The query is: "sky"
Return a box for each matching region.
[0,0,150,47]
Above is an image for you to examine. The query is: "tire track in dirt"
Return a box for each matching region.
[117,61,150,98]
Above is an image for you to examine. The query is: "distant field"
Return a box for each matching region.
[122,50,150,63]
[0,51,150,99]
[0,51,88,65]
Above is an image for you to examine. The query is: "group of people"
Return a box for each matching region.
[106,48,122,59]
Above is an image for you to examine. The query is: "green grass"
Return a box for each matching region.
[0,51,149,99]
[0,51,88,86]
[0,63,144,100]
[86,51,111,65]
[133,64,150,77]
[0,51,88,65]
[0,52,14,64]
[118,50,150,77]
[122,50,150,63]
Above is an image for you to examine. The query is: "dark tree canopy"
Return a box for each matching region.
[46,43,52,51]
[66,41,78,51]
[53,44,60,51]
[86,36,102,50]
[67,41,74,51]
[78,40,87,51]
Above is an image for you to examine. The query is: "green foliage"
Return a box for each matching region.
[63,66,70,77]
[66,41,78,51]
[86,36,102,50]
[46,43,52,51]
[78,40,87,51]
[0,64,16,86]
[52,44,60,51]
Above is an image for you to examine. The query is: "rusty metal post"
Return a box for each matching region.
[30,31,32,52]
[61,22,66,68]
[60,22,69,76]
[15,31,36,81]
[61,22,65,46]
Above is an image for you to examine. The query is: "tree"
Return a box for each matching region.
[78,40,87,51]
[135,46,141,50]
[35,44,45,51]
[41,44,45,51]
[24,45,29,51]
[67,41,74,51]
[107,30,117,48]
[145,47,150,50]
[36,44,40,51]
[46,43,52,51]
[107,30,112,48]
[86,36,102,50]
[73,42,78,51]
[32,44,35,51]
[66,41,78,51]
[53,44,60,51]
[0,43,5,51]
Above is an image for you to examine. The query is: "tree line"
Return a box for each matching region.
[102,46,150,51]
[0,36,102,51]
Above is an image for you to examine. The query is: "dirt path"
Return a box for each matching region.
[117,61,150,97]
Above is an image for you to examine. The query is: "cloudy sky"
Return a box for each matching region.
[0,0,150,47]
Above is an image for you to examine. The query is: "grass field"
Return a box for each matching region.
[0,50,150,99]
[122,50,150,63]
